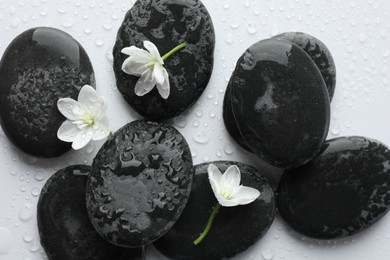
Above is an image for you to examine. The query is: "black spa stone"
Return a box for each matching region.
[231,39,330,168]
[278,136,390,239]
[0,27,95,158]
[113,0,215,120]
[154,161,276,260]
[86,120,194,247]
[37,165,143,260]
[273,32,336,101]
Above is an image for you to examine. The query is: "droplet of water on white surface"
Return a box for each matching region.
[61,18,74,28]
[34,171,45,181]
[31,187,40,197]
[0,227,13,255]
[23,231,34,243]
[173,116,187,128]
[95,37,105,47]
[262,248,275,260]
[223,144,234,155]
[19,204,33,222]
[192,131,209,144]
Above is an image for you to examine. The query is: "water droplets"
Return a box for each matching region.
[192,131,209,144]
[173,116,187,128]
[18,204,33,222]
[262,248,275,260]
[247,22,258,34]
[34,171,45,181]
[95,37,105,47]
[31,187,40,197]
[223,144,234,155]
[61,18,74,28]
[23,231,34,243]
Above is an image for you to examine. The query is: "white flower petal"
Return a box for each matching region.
[57,120,80,142]
[91,116,110,140]
[122,56,150,76]
[78,85,104,112]
[208,164,222,197]
[216,194,241,207]
[153,63,165,85]
[229,186,260,206]
[72,128,94,150]
[57,98,84,120]
[220,165,241,190]
[121,46,145,56]
[144,41,163,62]
[156,69,170,99]
[134,71,156,96]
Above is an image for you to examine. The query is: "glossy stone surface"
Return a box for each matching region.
[86,120,194,247]
[278,136,390,239]
[222,70,251,152]
[37,165,144,260]
[273,32,336,101]
[0,27,95,157]
[113,0,215,120]
[231,39,330,168]
[154,161,276,259]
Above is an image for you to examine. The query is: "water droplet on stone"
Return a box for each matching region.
[225,33,234,44]
[202,154,210,162]
[57,5,66,14]
[262,248,275,260]
[191,149,198,157]
[216,149,222,157]
[274,232,280,239]
[28,242,40,253]
[223,144,234,155]
[192,120,200,127]
[230,21,241,29]
[22,154,38,165]
[20,185,26,192]
[84,26,92,34]
[23,231,34,243]
[0,227,13,255]
[103,21,112,31]
[192,131,209,144]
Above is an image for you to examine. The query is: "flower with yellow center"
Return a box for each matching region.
[57,85,110,150]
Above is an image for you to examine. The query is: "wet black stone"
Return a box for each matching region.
[230,39,330,168]
[113,0,215,120]
[278,136,390,239]
[37,165,143,260]
[222,71,252,152]
[154,161,276,260]
[0,27,95,157]
[86,120,194,247]
[273,32,336,101]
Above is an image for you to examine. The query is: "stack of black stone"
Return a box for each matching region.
[223,32,390,240]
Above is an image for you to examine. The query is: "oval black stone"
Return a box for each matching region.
[0,27,95,157]
[86,120,194,247]
[154,161,276,260]
[231,39,330,168]
[113,0,215,120]
[273,32,336,101]
[278,136,390,239]
[37,165,143,260]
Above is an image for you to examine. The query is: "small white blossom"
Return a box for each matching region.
[208,163,260,207]
[121,41,170,99]
[57,85,110,150]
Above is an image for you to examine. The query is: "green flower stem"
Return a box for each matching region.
[162,43,186,61]
[193,203,222,246]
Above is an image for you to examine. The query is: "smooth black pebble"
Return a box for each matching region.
[278,136,390,239]
[113,0,215,120]
[86,120,194,247]
[37,165,144,260]
[230,39,330,168]
[154,161,276,260]
[273,32,336,101]
[0,27,95,157]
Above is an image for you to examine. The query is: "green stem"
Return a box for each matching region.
[193,203,222,246]
[162,43,186,61]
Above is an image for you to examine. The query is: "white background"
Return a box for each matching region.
[0,0,390,259]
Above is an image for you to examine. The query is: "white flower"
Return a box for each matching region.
[57,85,110,150]
[121,41,170,99]
[208,163,260,207]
